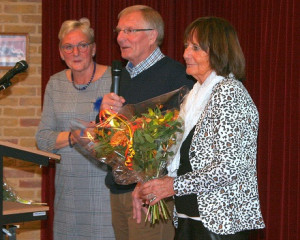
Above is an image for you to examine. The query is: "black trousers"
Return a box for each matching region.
[175,218,250,240]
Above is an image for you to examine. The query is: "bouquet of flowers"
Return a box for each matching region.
[71,86,189,224]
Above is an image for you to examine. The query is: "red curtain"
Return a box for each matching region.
[41,1,299,240]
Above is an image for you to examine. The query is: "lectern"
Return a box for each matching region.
[0,141,60,239]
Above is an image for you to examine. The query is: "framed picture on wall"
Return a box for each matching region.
[0,33,28,69]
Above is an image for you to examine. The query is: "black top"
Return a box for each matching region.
[174,126,199,217]
[104,56,195,194]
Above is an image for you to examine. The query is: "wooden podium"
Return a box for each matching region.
[0,140,60,237]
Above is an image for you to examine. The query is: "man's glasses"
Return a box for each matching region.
[61,42,93,54]
[113,28,154,35]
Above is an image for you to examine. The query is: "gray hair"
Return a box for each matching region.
[58,18,94,45]
[118,5,164,46]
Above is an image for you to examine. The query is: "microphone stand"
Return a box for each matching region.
[0,81,12,91]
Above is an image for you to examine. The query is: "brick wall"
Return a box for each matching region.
[0,0,42,239]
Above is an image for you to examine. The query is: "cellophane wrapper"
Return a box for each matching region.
[71,86,189,223]
[3,177,45,205]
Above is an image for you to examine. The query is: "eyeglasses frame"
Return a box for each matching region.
[113,28,154,35]
[60,42,94,54]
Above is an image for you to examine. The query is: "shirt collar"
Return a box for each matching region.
[126,47,165,78]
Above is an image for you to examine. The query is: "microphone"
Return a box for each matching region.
[0,60,28,90]
[111,60,122,95]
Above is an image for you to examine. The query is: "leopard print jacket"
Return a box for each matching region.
[173,77,265,234]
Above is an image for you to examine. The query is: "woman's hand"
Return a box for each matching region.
[139,176,175,206]
[132,182,149,224]
[132,177,175,223]
[100,93,125,112]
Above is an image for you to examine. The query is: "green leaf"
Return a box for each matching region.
[148,108,154,116]
[164,112,174,121]
[144,133,154,143]
[134,130,145,144]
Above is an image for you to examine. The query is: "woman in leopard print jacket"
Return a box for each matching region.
[132,17,265,239]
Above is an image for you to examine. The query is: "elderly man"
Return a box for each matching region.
[100,5,194,240]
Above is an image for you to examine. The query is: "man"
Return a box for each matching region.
[100,5,194,240]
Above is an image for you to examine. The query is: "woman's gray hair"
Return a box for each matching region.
[58,18,94,44]
[118,5,164,46]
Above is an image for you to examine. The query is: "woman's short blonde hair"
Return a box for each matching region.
[58,18,94,44]
[118,5,164,46]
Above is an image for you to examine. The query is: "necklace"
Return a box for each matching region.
[71,62,96,91]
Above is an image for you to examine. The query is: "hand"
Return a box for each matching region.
[139,176,175,206]
[70,129,81,144]
[132,182,149,224]
[70,120,96,149]
[100,93,125,112]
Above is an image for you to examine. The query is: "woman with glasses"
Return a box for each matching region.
[36,18,114,240]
